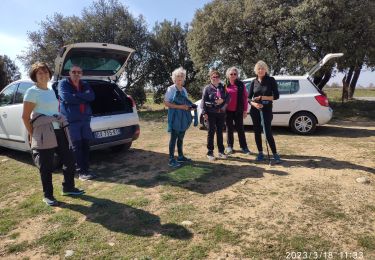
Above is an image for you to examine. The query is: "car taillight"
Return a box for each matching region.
[315,94,329,107]
[127,95,136,107]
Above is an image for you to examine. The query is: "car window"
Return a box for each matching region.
[0,83,18,106]
[14,82,34,104]
[276,80,299,95]
[244,82,251,93]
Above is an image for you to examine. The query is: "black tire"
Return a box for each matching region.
[290,112,317,135]
[110,142,132,153]
[199,115,209,130]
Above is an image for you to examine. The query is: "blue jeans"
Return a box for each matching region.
[169,130,186,159]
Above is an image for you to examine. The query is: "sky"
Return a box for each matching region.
[0,0,373,87]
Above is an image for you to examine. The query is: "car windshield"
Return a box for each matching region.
[61,48,131,77]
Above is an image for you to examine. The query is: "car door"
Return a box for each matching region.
[272,80,299,125]
[0,83,19,143]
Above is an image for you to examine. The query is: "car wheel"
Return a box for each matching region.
[110,142,132,153]
[290,112,317,135]
[199,115,209,130]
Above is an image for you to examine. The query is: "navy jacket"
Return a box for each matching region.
[57,78,95,122]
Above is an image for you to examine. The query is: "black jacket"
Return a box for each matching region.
[248,75,279,108]
[201,83,230,114]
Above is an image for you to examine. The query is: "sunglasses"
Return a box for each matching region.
[71,71,82,74]
[230,73,237,76]
[211,76,220,79]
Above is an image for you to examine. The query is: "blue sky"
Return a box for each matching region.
[0,0,373,86]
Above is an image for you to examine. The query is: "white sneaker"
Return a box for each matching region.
[217,153,227,159]
[207,154,215,161]
[225,147,233,155]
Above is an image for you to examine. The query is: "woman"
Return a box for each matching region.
[201,70,230,161]
[22,62,84,206]
[248,60,281,163]
[224,66,250,155]
[164,67,194,168]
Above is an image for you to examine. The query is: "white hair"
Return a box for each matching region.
[225,66,240,79]
[254,60,269,74]
[171,67,187,83]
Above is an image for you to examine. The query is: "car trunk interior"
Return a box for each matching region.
[87,80,133,116]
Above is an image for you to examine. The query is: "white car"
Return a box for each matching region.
[195,53,343,134]
[0,42,140,154]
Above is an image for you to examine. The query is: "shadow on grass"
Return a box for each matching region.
[315,125,375,138]
[63,194,192,240]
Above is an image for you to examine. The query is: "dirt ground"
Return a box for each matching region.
[0,118,374,259]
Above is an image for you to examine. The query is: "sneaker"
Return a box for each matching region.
[225,147,233,155]
[43,197,59,206]
[273,153,282,164]
[207,153,215,161]
[62,188,85,196]
[168,158,181,168]
[217,152,227,159]
[79,173,95,181]
[255,152,265,162]
[241,148,251,155]
[177,156,192,163]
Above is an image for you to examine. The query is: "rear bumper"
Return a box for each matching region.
[90,124,140,149]
[317,107,333,125]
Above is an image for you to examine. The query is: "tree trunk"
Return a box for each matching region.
[316,70,332,90]
[348,65,362,99]
[342,67,353,103]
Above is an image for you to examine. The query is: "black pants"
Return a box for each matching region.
[37,129,76,198]
[225,111,248,149]
[207,112,225,154]
[169,129,186,159]
[250,107,277,154]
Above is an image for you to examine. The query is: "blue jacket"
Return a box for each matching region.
[167,89,198,132]
[57,78,95,122]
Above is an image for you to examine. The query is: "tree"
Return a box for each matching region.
[18,0,149,106]
[0,55,21,91]
[148,20,198,103]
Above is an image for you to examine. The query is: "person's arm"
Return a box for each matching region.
[22,101,36,137]
[163,87,189,110]
[243,85,249,112]
[57,80,82,104]
[75,82,95,102]
[249,81,263,110]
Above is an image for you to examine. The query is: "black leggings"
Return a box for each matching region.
[169,129,186,159]
[250,107,277,154]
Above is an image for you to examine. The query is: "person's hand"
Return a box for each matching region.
[181,104,190,110]
[204,114,208,120]
[253,96,262,101]
[215,98,224,105]
[253,103,263,110]
[243,111,247,119]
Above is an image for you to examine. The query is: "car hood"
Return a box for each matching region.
[54,42,135,82]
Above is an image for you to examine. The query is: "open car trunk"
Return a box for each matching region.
[86,80,133,116]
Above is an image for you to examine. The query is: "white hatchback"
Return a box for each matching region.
[195,53,343,134]
[0,42,140,153]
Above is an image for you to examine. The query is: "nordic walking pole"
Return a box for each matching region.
[259,109,271,165]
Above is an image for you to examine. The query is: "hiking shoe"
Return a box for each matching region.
[241,148,251,155]
[43,197,59,206]
[273,153,282,164]
[217,152,227,159]
[255,152,265,162]
[62,188,85,196]
[168,158,181,168]
[225,147,233,155]
[79,173,95,181]
[177,156,192,163]
[207,153,215,161]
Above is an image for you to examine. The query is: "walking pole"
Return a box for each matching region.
[259,109,271,165]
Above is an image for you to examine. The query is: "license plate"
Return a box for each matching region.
[94,128,121,139]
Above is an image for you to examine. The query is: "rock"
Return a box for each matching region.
[108,242,115,247]
[241,180,248,185]
[1,159,9,163]
[181,220,193,227]
[356,177,370,184]
[65,250,74,257]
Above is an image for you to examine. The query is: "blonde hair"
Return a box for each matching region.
[225,66,240,79]
[171,67,187,83]
[254,60,269,75]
